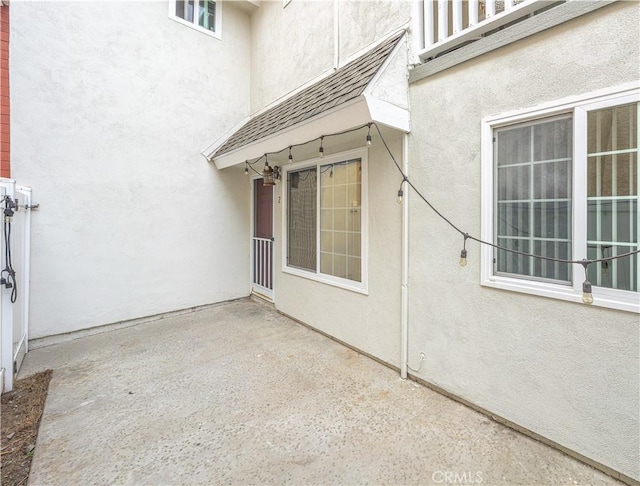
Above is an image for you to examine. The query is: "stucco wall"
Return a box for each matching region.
[11,1,252,338]
[273,132,404,367]
[249,0,410,113]
[408,2,639,480]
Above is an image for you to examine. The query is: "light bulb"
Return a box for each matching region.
[582,280,594,304]
[288,147,293,164]
[244,163,249,175]
[459,248,467,267]
[397,188,403,204]
[319,146,324,158]
[366,134,372,146]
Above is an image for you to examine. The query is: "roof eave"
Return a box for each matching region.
[212,95,409,170]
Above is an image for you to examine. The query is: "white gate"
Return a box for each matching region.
[252,237,274,297]
[0,179,33,392]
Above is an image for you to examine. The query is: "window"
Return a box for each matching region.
[283,149,368,293]
[481,84,639,312]
[170,0,221,39]
[495,116,573,283]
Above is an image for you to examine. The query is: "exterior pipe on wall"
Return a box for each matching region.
[400,133,409,379]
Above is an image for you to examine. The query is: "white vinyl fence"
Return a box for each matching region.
[0,178,34,393]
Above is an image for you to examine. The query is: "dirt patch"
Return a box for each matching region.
[1,370,52,486]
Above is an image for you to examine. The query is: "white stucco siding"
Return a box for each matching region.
[337,0,410,62]
[250,0,334,114]
[367,41,410,110]
[273,134,404,367]
[249,0,410,114]
[11,1,252,338]
[408,2,639,481]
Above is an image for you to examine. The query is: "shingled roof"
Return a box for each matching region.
[213,31,405,158]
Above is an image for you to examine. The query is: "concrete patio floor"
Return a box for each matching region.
[20,297,619,485]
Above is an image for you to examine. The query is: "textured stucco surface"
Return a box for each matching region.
[367,38,410,110]
[407,2,640,481]
[273,132,404,368]
[250,0,334,114]
[22,298,620,485]
[337,0,410,62]
[10,2,252,338]
[249,0,410,114]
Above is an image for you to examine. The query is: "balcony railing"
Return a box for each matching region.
[416,0,560,60]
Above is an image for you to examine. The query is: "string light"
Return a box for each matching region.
[288,146,293,164]
[236,121,640,307]
[459,234,468,267]
[580,259,594,304]
[244,157,264,176]
[397,178,406,204]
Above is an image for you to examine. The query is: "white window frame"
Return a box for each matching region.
[282,147,369,295]
[481,83,640,313]
[168,0,222,40]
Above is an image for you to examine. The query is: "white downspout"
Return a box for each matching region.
[400,133,409,379]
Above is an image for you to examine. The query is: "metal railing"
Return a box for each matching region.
[252,237,273,292]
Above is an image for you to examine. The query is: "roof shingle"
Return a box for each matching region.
[213,31,405,158]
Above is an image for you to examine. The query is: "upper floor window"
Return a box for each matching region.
[481,85,639,312]
[283,149,368,294]
[170,0,221,39]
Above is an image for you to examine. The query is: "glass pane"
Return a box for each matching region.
[176,0,195,22]
[533,201,570,240]
[176,0,185,19]
[588,103,638,154]
[497,165,529,201]
[287,168,317,271]
[497,125,531,166]
[496,238,530,276]
[587,102,639,292]
[497,202,530,238]
[533,161,570,199]
[495,117,572,283]
[587,244,637,292]
[198,0,216,32]
[533,118,572,161]
[319,159,362,282]
[532,240,571,281]
[588,153,637,198]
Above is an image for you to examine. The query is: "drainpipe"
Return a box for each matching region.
[400,133,409,379]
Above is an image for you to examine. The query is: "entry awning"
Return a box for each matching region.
[205,30,409,169]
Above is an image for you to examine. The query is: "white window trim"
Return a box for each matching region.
[168,0,222,40]
[281,147,369,295]
[481,82,640,313]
